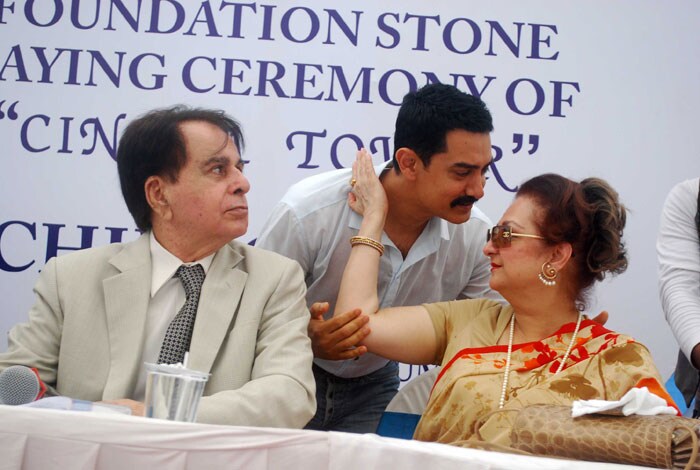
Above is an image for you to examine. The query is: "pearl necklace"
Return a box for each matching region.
[498,312,583,409]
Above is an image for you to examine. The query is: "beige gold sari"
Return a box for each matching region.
[415,299,677,446]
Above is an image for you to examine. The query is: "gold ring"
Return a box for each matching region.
[350,178,357,187]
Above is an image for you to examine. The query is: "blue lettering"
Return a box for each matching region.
[20,114,50,152]
[184,1,220,37]
[105,0,142,32]
[485,21,523,57]
[220,57,252,95]
[528,23,559,60]
[451,74,496,99]
[375,13,400,49]
[369,136,392,162]
[146,0,184,34]
[293,62,323,100]
[280,6,319,43]
[85,50,126,87]
[489,145,518,192]
[443,18,481,54]
[330,134,363,169]
[378,69,417,106]
[255,60,288,97]
[32,47,75,84]
[323,8,361,46]
[0,45,31,82]
[219,1,255,38]
[421,72,496,99]
[44,223,97,262]
[505,78,545,116]
[128,53,166,90]
[24,0,62,27]
[404,13,440,51]
[0,0,15,24]
[105,226,130,243]
[257,3,275,40]
[58,116,73,154]
[286,129,327,169]
[71,0,100,30]
[550,80,580,117]
[79,113,127,159]
[183,56,217,93]
[327,65,373,103]
[0,221,36,272]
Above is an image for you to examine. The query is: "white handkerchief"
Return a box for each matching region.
[571,386,677,418]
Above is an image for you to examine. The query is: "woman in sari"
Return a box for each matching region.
[332,149,677,446]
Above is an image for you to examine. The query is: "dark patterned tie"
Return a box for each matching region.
[157,264,206,365]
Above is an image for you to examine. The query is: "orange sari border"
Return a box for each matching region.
[434,319,626,394]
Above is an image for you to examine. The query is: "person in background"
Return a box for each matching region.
[257,83,498,432]
[332,150,676,445]
[658,177,700,416]
[0,106,316,428]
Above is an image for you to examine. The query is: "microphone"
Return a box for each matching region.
[0,365,47,405]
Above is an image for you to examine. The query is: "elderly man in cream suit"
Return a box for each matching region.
[0,107,315,428]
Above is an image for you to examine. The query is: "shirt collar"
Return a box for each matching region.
[149,231,215,298]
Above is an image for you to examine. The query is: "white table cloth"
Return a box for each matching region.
[0,405,653,470]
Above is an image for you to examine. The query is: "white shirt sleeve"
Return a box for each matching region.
[657,178,700,361]
[256,202,312,276]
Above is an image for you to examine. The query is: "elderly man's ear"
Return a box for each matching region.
[145,176,172,220]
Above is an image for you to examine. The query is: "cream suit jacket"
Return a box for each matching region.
[0,233,316,428]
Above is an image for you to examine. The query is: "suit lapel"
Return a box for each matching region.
[101,234,152,400]
[188,243,247,374]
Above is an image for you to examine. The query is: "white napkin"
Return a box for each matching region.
[571,386,677,418]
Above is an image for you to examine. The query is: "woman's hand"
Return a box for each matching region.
[348,148,388,223]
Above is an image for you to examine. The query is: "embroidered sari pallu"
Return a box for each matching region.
[414,320,677,446]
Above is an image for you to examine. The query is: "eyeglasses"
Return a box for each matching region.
[486,225,545,248]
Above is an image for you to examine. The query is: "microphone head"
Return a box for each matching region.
[0,365,42,405]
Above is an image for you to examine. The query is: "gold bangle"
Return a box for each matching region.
[349,236,384,256]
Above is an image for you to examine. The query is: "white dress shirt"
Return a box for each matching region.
[132,232,214,401]
[658,177,700,361]
[257,162,499,378]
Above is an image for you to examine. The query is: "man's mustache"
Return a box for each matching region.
[450,195,479,208]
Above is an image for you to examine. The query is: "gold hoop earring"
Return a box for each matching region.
[538,262,558,287]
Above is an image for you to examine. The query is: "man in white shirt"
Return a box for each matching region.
[658,177,700,416]
[0,107,316,428]
[257,83,497,432]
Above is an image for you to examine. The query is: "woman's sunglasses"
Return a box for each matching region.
[486,225,545,248]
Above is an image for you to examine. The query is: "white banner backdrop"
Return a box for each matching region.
[1,1,699,381]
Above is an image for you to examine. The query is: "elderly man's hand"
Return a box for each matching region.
[100,399,145,416]
[308,302,370,360]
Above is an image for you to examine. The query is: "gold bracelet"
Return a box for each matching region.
[349,236,384,256]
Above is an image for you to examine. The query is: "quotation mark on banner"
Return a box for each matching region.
[512,134,539,155]
[0,101,19,120]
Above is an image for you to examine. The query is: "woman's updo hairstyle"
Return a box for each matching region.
[515,174,628,309]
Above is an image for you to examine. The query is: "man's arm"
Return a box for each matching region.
[196,260,316,428]
[257,201,369,360]
[0,257,63,396]
[308,303,369,360]
[658,179,700,366]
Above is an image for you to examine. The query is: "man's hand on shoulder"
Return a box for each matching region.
[308,302,370,360]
